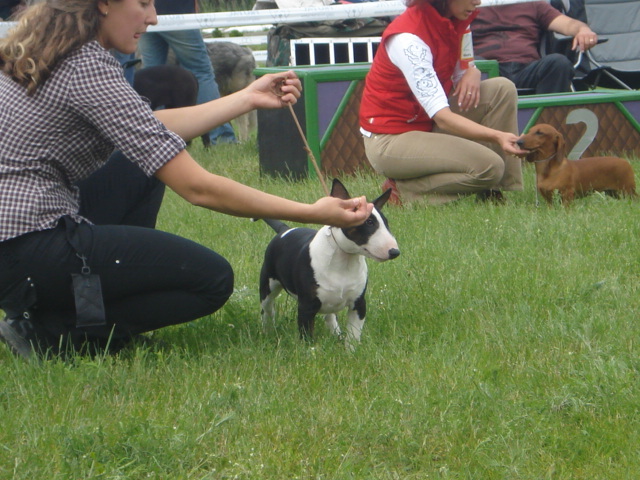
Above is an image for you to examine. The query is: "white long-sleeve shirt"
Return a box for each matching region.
[386,32,467,119]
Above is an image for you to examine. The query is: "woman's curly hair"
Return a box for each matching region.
[0,0,103,95]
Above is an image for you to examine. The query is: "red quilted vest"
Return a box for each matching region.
[359,3,476,134]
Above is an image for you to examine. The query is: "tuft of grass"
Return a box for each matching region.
[198,0,256,13]
[2,139,640,479]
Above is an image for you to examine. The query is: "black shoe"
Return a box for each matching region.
[0,317,38,359]
[476,189,506,204]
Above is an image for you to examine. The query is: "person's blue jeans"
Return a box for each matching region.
[138,29,237,145]
[111,50,137,86]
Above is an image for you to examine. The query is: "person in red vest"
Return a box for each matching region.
[359,0,526,205]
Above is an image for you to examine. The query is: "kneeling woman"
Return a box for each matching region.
[360,0,526,205]
[0,0,372,358]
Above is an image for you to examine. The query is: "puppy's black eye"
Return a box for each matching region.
[535,130,543,135]
[365,218,375,226]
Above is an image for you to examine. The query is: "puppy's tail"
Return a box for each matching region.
[257,218,290,234]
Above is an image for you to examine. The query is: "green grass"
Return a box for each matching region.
[199,1,256,12]
[2,138,640,479]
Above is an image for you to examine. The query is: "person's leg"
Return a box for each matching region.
[363,78,522,204]
[364,130,505,205]
[138,32,170,67]
[80,224,235,339]
[512,54,575,94]
[160,30,237,144]
[77,151,166,229]
[0,222,234,356]
[111,50,137,86]
[448,76,523,192]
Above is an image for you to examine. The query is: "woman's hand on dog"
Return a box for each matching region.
[247,71,303,110]
[311,196,374,228]
[497,132,528,156]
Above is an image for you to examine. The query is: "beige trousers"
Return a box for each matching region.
[363,77,523,204]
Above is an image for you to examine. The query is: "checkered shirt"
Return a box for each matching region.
[0,41,186,241]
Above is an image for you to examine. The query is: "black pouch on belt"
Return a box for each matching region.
[63,217,106,328]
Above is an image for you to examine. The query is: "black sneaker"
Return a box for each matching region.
[0,317,38,359]
[476,189,506,204]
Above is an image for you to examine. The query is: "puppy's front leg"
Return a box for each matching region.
[560,188,575,206]
[324,314,342,338]
[539,188,554,205]
[345,295,366,352]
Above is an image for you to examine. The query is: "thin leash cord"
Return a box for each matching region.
[286,103,330,196]
[531,153,555,208]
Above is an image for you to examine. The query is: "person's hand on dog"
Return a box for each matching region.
[247,70,303,109]
[497,132,528,156]
[311,195,374,228]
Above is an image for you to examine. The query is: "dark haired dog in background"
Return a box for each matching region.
[133,64,209,147]
[165,41,257,143]
[517,123,637,205]
[134,41,258,146]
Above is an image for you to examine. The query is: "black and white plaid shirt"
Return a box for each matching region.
[0,41,186,241]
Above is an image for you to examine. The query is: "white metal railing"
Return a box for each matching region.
[0,0,535,64]
[0,0,533,37]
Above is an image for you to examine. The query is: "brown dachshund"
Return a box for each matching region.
[517,123,637,205]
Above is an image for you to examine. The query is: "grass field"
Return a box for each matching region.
[2,138,640,479]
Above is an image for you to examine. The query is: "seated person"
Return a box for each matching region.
[472,1,598,94]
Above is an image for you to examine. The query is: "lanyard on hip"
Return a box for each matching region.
[63,216,107,328]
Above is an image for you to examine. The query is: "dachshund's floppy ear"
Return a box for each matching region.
[554,131,565,159]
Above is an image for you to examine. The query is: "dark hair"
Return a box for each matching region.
[405,0,447,15]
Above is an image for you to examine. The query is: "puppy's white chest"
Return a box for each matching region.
[314,265,367,313]
[309,232,367,313]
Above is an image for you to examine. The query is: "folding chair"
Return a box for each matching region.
[546,0,591,76]
[572,0,640,90]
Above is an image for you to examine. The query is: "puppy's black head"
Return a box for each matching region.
[330,179,399,260]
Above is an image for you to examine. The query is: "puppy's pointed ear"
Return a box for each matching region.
[374,188,392,210]
[330,178,350,200]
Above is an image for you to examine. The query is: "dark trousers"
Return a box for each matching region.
[0,152,234,351]
[500,53,575,94]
